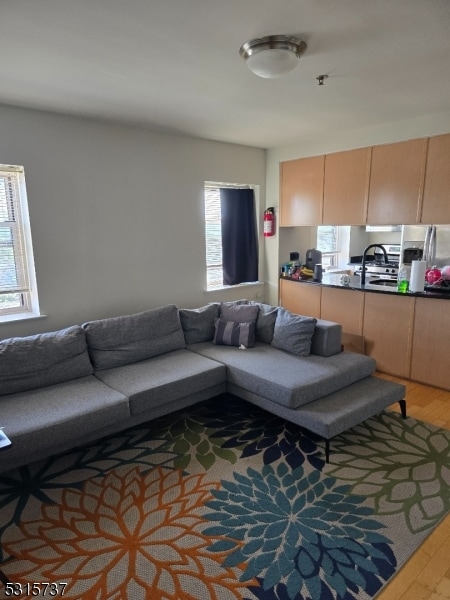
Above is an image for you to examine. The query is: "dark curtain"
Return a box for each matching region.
[220,188,258,286]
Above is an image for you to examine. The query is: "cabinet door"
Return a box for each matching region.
[279,279,321,318]
[367,139,427,225]
[421,134,450,224]
[410,298,450,390]
[323,147,371,225]
[320,287,364,335]
[362,293,414,378]
[280,156,324,226]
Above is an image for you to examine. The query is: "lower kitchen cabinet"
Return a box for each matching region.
[279,280,450,389]
[362,293,415,378]
[279,279,321,318]
[410,297,450,390]
[320,286,364,335]
[321,286,365,353]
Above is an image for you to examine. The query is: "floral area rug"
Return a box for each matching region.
[0,394,449,600]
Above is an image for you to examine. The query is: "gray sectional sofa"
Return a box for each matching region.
[0,301,406,473]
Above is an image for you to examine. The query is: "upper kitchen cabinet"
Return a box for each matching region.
[367,138,427,225]
[280,155,324,226]
[323,147,371,225]
[421,133,450,224]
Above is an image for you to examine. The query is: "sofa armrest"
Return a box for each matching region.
[310,318,342,357]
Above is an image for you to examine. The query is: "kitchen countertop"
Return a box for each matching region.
[281,273,450,299]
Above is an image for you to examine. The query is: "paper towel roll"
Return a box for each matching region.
[410,260,426,292]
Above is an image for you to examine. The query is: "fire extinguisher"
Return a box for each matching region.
[264,207,275,237]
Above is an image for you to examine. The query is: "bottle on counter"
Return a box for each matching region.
[397,265,410,293]
[313,263,323,282]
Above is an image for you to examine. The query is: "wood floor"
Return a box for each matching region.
[374,373,450,600]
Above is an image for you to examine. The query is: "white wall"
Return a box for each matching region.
[0,104,266,339]
[265,110,450,305]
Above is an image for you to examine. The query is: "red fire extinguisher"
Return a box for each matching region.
[264,207,275,237]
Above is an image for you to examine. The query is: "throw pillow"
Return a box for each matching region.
[250,302,279,343]
[219,303,259,324]
[213,318,256,348]
[179,303,220,344]
[271,308,317,357]
[220,299,249,308]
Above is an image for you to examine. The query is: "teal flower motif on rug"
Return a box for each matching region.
[203,462,396,600]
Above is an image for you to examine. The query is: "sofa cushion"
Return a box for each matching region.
[189,341,377,410]
[220,303,259,323]
[271,308,317,357]
[83,305,186,370]
[251,302,279,343]
[213,318,256,348]
[94,349,226,416]
[179,303,219,344]
[0,375,130,467]
[0,326,93,396]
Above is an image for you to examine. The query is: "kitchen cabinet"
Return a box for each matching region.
[280,155,324,226]
[362,293,414,378]
[410,297,450,390]
[421,133,450,224]
[323,147,371,225]
[320,286,364,335]
[367,138,427,225]
[279,279,321,318]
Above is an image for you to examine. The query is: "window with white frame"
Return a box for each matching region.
[317,225,339,268]
[0,165,40,319]
[204,182,258,290]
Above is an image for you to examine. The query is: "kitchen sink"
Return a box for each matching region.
[368,279,398,287]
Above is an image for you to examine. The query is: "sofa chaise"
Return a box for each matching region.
[0,301,406,473]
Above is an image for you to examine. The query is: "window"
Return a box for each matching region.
[0,165,40,320]
[317,225,339,268]
[204,183,258,290]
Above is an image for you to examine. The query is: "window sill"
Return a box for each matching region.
[0,312,47,325]
[204,281,264,293]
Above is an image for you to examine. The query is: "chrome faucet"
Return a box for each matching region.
[361,244,389,285]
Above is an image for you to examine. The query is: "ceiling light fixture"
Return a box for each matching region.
[239,35,307,79]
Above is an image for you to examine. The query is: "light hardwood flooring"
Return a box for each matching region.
[375,373,450,600]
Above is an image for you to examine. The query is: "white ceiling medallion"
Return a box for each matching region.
[239,35,307,79]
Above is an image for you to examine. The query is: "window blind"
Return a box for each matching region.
[204,186,223,289]
[0,167,30,295]
[317,225,339,268]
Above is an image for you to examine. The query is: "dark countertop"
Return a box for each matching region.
[281,273,450,299]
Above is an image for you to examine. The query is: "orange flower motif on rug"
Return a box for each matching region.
[2,466,257,599]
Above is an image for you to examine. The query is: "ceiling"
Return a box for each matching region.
[2,0,450,149]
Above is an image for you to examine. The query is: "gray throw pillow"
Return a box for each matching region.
[219,303,259,324]
[251,302,279,343]
[213,318,256,348]
[83,304,186,370]
[179,303,220,344]
[271,308,317,357]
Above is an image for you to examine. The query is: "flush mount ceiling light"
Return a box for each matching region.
[239,35,307,79]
